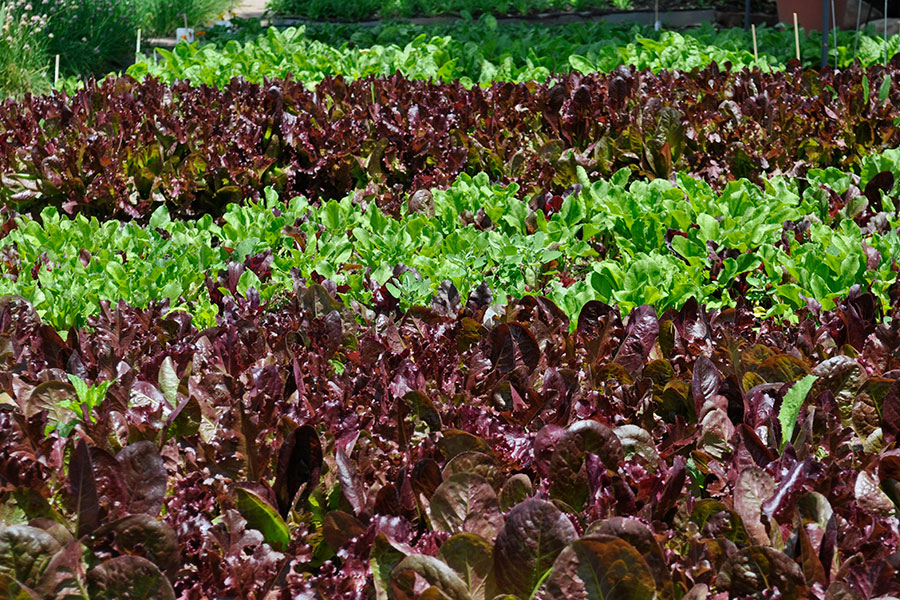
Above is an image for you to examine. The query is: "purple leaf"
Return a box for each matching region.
[0,525,61,590]
[761,459,812,523]
[489,322,541,375]
[864,170,894,212]
[69,439,100,538]
[585,518,672,597]
[437,533,493,599]
[715,546,807,599]
[549,420,625,509]
[692,356,722,420]
[734,467,776,545]
[86,555,176,600]
[613,305,659,375]
[429,473,504,540]
[115,442,167,517]
[653,457,686,522]
[273,425,323,518]
[391,554,471,600]
[882,379,900,445]
[322,510,366,551]
[534,536,656,600]
[105,515,180,578]
[335,446,367,517]
[493,499,577,599]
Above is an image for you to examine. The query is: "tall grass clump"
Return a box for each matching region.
[38,0,139,76]
[0,0,50,97]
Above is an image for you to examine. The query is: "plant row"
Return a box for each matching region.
[2,151,898,332]
[136,23,900,90]
[299,18,897,73]
[267,0,628,22]
[0,280,898,598]
[6,64,900,221]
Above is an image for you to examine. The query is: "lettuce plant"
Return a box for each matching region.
[0,282,898,597]
[5,64,900,220]
[1,156,898,331]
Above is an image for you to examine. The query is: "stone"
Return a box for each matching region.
[843,0,883,29]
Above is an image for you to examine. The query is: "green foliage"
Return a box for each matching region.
[1,204,222,330]
[0,0,234,88]
[778,374,818,451]
[46,375,116,437]
[0,1,51,98]
[317,18,900,73]
[38,0,138,76]
[202,15,267,43]
[235,487,291,551]
[267,0,628,21]
[131,27,483,87]
[1,151,898,332]
[137,20,900,89]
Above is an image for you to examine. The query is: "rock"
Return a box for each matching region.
[867,16,900,36]
[843,0,883,29]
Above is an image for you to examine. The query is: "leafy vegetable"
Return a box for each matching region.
[0,284,898,596]
[778,374,818,451]
[6,63,900,220]
[235,487,291,551]
[535,536,656,600]
[269,0,621,21]
[134,22,900,88]
[47,375,116,437]
[493,499,577,598]
[2,152,899,331]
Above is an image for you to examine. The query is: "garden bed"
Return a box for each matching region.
[0,12,898,600]
[266,0,777,24]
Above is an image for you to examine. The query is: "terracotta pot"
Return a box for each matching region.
[777,0,848,31]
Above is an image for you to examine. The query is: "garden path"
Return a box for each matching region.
[231,0,269,18]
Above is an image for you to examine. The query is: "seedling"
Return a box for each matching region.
[45,374,116,437]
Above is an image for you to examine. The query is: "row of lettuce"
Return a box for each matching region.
[6,65,900,222]
[2,148,898,331]
[133,22,900,89]
[266,0,631,22]
[5,9,900,98]
[0,260,898,598]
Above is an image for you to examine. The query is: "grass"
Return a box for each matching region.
[40,0,139,76]
[0,1,51,97]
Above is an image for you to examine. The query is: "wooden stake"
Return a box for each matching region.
[794,12,801,62]
[136,28,141,56]
[53,54,59,86]
[751,24,758,61]
[654,0,660,31]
